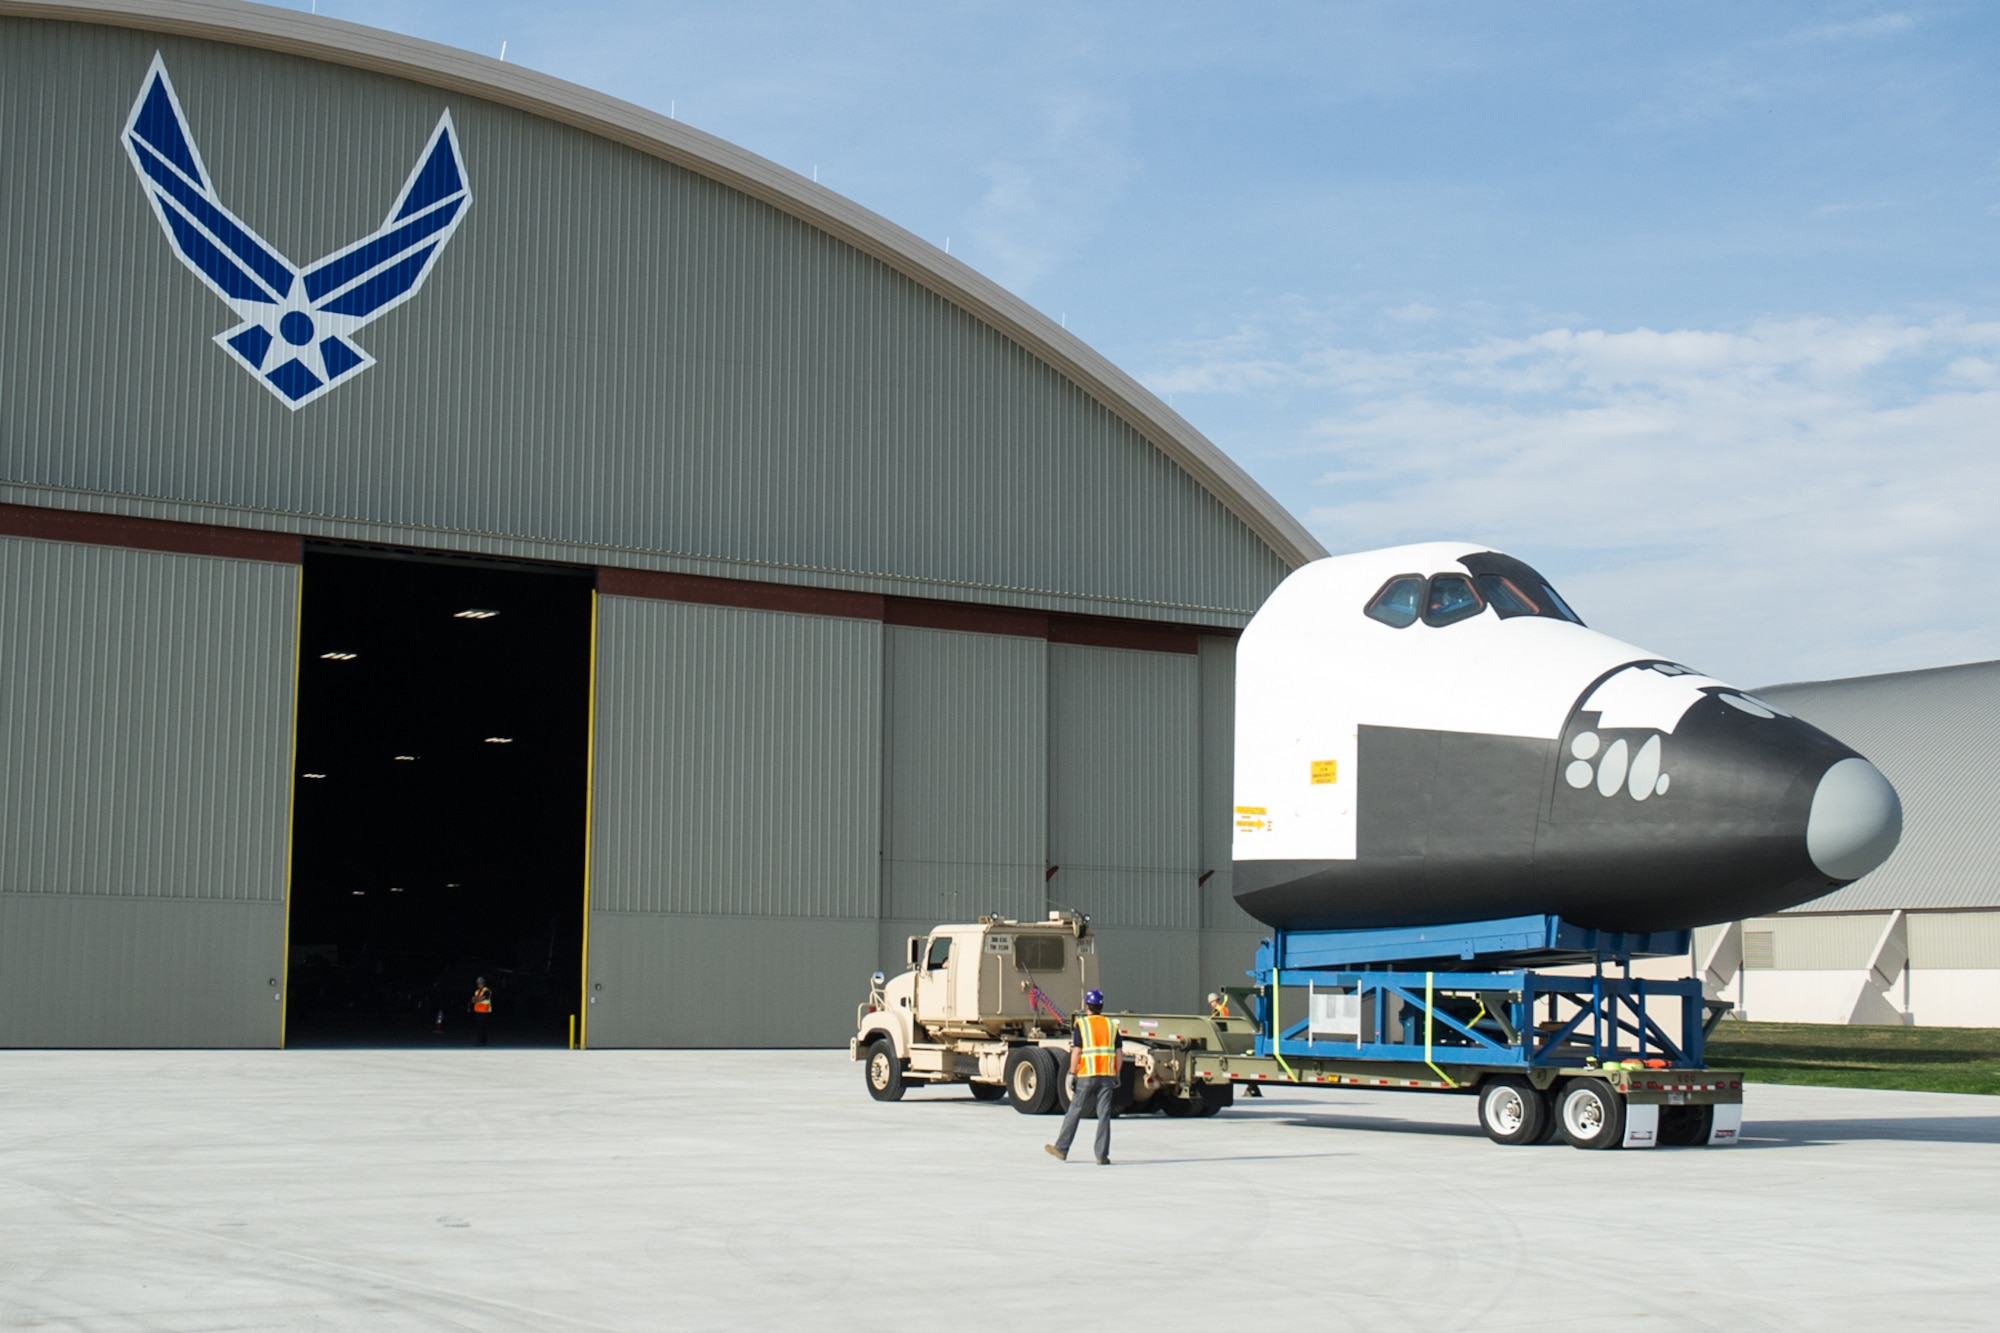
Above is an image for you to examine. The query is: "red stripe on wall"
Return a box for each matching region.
[601,566,1223,652]
[596,566,886,621]
[1048,615,1200,655]
[0,503,302,564]
[883,597,1049,639]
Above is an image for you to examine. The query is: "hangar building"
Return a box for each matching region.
[1695,660,2000,1028]
[0,0,1323,1048]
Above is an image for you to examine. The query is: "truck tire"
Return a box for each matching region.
[1158,1094,1196,1117]
[1191,1082,1232,1117]
[1004,1046,1059,1115]
[864,1039,906,1103]
[1658,1102,1714,1147]
[1477,1076,1548,1146]
[968,1081,1006,1102]
[1556,1078,1625,1150]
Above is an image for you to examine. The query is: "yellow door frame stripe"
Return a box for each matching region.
[578,588,600,1050]
[278,565,305,1049]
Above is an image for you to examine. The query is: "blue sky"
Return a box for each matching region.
[284,2,1999,684]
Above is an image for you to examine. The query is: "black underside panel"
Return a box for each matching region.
[1235,713,1847,934]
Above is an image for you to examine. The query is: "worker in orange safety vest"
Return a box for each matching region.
[1045,989,1120,1165]
[470,977,493,1047]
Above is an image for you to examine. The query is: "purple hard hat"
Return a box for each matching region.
[1084,989,1104,1006]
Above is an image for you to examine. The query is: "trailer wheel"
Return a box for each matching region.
[1658,1103,1714,1147]
[1191,1082,1232,1117]
[1477,1076,1548,1146]
[864,1039,906,1103]
[1556,1078,1625,1150]
[968,1081,1006,1102]
[1158,1095,1196,1117]
[1004,1046,1059,1115]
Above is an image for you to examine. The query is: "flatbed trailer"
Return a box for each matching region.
[1109,914,1745,1149]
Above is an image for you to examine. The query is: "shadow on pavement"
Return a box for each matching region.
[1735,1115,2000,1147]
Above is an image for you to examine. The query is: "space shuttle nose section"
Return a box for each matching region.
[1806,757,1902,881]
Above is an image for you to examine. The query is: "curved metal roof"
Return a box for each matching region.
[1760,659,2000,912]
[1,0,1325,571]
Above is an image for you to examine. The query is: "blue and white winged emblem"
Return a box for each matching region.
[122,54,471,409]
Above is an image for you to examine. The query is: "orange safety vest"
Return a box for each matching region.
[473,988,492,1014]
[1075,1013,1118,1078]
[1209,998,1230,1019]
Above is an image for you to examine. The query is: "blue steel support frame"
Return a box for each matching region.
[1248,917,1711,1072]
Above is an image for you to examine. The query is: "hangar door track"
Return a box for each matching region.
[286,548,593,1047]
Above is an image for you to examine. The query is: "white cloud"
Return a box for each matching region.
[962,91,1136,293]
[1154,315,2000,685]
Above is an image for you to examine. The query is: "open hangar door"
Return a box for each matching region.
[286,547,592,1047]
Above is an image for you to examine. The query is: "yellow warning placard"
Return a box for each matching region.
[1310,760,1338,785]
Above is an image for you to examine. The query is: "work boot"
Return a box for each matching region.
[1044,1144,1066,1161]
[1096,1157,1111,1166]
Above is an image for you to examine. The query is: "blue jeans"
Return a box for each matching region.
[1054,1075,1116,1161]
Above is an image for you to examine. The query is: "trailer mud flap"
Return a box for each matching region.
[1622,1102,1659,1149]
[1708,1103,1744,1146]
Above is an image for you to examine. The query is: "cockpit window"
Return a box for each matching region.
[1423,575,1484,626]
[1474,574,1541,619]
[1364,575,1424,628]
[1459,551,1585,626]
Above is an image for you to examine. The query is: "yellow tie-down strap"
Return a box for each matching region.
[1424,972,1458,1089]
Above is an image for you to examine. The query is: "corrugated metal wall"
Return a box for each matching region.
[0,19,1289,622]
[1740,914,1889,971]
[1046,643,1202,1012]
[584,596,882,1046]
[1197,635,1264,996]
[579,601,1249,1043]
[879,625,1047,955]
[1761,661,2000,913]
[0,536,295,1046]
[1909,911,2000,969]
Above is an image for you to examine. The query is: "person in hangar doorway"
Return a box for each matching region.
[470,977,494,1047]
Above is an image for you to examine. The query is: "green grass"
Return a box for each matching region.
[1705,1019,2000,1095]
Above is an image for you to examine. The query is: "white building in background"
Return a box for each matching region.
[1696,660,2000,1028]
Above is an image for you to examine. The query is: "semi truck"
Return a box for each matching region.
[851,911,1744,1150]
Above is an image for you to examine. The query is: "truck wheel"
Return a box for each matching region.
[1477,1076,1548,1146]
[968,1081,1006,1102]
[1658,1103,1714,1147]
[1191,1082,1232,1117]
[1158,1095,1196,1117]
[864,1039,906,1103]
[1556,1078,1625,1150]
[1004,1046,1058,1115]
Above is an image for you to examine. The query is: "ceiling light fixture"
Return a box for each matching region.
[453,609,499,620]
[484,737,514,744]
[394,755,418,761]
[389,887,405,893]
[301,772,327,780]
[319,651,358,661]
[351,890,366,896]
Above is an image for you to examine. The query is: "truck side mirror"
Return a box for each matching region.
[908,937,922,968]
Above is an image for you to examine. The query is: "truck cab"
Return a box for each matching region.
[853,912,1098,1102]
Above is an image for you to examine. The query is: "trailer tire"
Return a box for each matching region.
[969,1081,1006,1102]
[1658,1102,1714,1147]
[1158,1095,1196,1117]
[1556,1078,1625,1150]
[864,1039,907,1103]
[1477,1076,1548,1146]
[1004,1046,1059,1115]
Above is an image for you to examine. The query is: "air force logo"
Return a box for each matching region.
[122,55,470,409]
